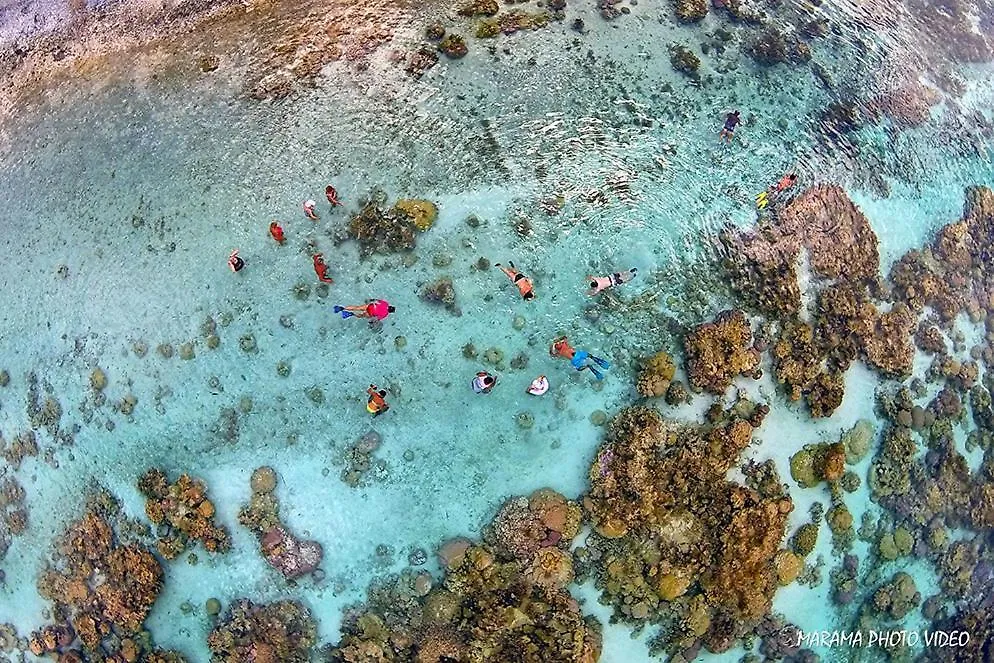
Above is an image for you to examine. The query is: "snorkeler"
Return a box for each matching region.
[269,221,285,244]
[495,261,535,300]
[366,384,389,416]
[587,268,638,296]
[550,336,611,380]
[312,253,334,284]
[472,371,497,394]
[756,173,798,209]
[773,172,798,193]
[334,299,395,321]
[718,110,741,144]
[228,249,245,272]
[326,185,342,207]
[526,375,549,396]
[303,200,319,220]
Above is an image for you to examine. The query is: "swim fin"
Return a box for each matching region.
[589,365,605,380]
[756,192,769,209]
[333,305,354,319]
[590,356,611,369]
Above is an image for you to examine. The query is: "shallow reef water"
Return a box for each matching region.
[0,0,993,661]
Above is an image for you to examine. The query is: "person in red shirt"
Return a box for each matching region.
[269,221,285,244]
[326,185,342,207]
[312,254,333,283]
[334,299,395,321]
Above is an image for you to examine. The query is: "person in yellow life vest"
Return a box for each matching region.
[366,384,389,417]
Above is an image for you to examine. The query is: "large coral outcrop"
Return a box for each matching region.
[325,490,599,663]
[208,599,317,662]
[31,505,181,661]
[580,403,790,654]
[138,468,231,559]
[636,350,677,398]
[684,310,760,394]
[347,198,419,257]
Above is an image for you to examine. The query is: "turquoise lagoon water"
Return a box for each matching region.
[0,0,993,660]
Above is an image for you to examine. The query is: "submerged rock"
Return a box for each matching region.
[438,34,468,59]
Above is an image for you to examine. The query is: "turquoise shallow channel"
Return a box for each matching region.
[0,0,993,661]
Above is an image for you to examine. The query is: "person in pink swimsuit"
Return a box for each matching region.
[334,299,395,321]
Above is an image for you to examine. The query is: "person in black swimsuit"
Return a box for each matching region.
[228,249,245,272]
[719,110,741,143]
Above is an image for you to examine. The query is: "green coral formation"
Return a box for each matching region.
[789,441,846,487]
[392,198,438,232]
[842,419,876,463]
[791,523,819,556]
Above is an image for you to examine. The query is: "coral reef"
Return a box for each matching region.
[636,350,676,398]
[339,431,389,488]
[438,34,468,59]
[324,490,596,663]
[420,278,460,316]
[745,29,811,66]
[138,469,231,559]
[669,43,701,79]
[347,194,421,257]
[579,403,792,655]
[867,80,940,129]
[208,599,317,662]
[0,472,27,561]
[31,501,184,661]
[683,310,759,394]
[788,442,846,487]
[239,468,323,580]
[674,0,707,23]
[0,431,38,470]
[392,199,438,232]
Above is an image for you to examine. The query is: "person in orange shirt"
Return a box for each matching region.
[550,336,610,380]
[366,384,389,416]
[312,253,333,283]
[495,261,535,300]
[269,221,285,244]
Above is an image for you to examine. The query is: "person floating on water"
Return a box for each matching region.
[472,371,497,394]
[526,375,549,396]
[326,185,342,207]
[550,335,610,380]
[303,200,319,220]
[269,221,285,244]
[495,261,535,300]
[756,172,798,209]
[312,253,334,284]
[334,299,395,321]
[718,110,741,144]
[587,268,638,296]
[228,249,245,272]
[366,384,389,416]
